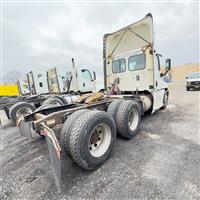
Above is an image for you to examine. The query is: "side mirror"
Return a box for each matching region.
[165,58,171,71]
[93,71,96,81]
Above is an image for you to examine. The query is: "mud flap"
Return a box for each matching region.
[18,119,34,139]
[18,119,62,191]
[45,135,61,192]
[41,124,62,192]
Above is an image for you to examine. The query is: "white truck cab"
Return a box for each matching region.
[47,65,96,94]
[103,13,171,113]
[69,67,96,93]
[27,71,49,95]
[17,80,30,95]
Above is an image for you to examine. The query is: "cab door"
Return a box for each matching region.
[79,69,94,92]
[111,53,147,92]
[124,53,146,91]
[47,68,60,94]
[153,54,166,110]
[27,71,36,95]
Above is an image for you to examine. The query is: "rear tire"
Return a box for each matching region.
[69,111,116,170]
[116,100,141,139]
[42,97,63,106]
[9,102,36,123]
[107,99,123,123]
[60,109,90,155]
[186,87,190,91]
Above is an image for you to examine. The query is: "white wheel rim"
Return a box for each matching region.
[89,123,111,157]
[128,108,139,131]
[16,107,32,118]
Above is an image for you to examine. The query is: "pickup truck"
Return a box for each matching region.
[186,72,200,91]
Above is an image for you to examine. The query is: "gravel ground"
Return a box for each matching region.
[0,88,199,200]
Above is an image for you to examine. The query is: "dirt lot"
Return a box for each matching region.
[0,88,199,200]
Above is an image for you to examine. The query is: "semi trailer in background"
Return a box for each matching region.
[17,13,171,191]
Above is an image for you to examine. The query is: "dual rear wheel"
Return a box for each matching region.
[61,99,141,171]
[61,110,116,170]
[107,99,141,139]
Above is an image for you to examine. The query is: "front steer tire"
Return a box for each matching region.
[186,87,190,91]
[69,111,116,171]
[160,90,169,110]
[116,100,141,139]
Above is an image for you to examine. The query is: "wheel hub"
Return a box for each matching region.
[16,107,32,118]
[128,108,139,131]
[88,123,111,157]
[89,126,103,151]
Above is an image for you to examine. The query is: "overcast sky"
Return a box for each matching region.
[1,1,199,86]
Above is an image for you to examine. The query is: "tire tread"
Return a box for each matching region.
[69,111,100,169]
[60,109,89,154]
[116,100,141,139]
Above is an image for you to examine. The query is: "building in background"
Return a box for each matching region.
[171,63,199,81]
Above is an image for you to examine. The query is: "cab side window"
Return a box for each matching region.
[128,54,145,71]
[112,58,126,73]
[81,70,92,80]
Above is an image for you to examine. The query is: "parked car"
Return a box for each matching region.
[186,72,200,91]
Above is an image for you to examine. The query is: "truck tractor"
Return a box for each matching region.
[17,13,171,191]
[27,70,49,95]
[47,62,96,95]
[0,63,96,123]
[17,80,30,95]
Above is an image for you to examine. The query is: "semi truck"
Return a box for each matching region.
[18,13,171,191]
[0,63,96,123]
[47,64,96,94]
[27,71,49,95]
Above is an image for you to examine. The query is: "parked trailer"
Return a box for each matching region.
[18,13,171,191]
